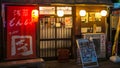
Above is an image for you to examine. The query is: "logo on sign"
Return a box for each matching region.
[11,36,33,56]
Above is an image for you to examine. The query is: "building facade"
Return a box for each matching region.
[1,0,112,61]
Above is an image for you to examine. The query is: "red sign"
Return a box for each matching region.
[6,6,37,60]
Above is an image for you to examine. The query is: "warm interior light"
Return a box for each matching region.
[100,10,107,16]
[79,10,86,16]
[57,10,64,17]
[32,9,38,22]
[95,12,101,18]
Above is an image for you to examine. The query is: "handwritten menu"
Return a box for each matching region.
[76,39,99,68]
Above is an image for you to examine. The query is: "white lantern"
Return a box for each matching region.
[79,10,86,16]
[57,10,64,17]
[101,10,107,16]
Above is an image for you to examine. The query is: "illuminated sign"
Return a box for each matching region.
[114,3,120,8]
[6,6,37,60]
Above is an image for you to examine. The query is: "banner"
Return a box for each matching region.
[6,6,37,60]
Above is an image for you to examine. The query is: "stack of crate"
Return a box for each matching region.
[57,49,69,62]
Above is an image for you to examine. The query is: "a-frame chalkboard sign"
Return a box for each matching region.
[76,38,99,68]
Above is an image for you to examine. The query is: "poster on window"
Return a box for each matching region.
[6,6,37,60]
[65,17,72,28]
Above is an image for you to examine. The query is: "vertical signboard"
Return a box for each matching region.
[6,6,37,60]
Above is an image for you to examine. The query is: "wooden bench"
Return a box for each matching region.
[0,58,45,68]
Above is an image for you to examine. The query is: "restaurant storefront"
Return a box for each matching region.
[1,0,112,61]
[75,5,109,58]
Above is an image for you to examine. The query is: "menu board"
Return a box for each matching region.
[76,39,99,68]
